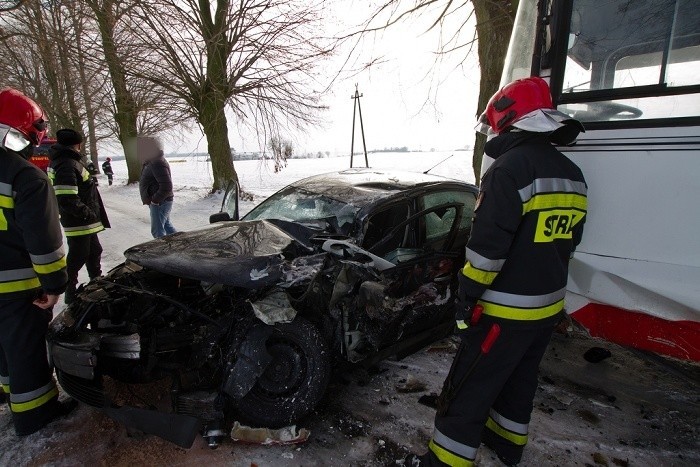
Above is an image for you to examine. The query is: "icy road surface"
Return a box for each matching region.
[1,152,698,466]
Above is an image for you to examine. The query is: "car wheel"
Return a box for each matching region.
[231,317,331,428]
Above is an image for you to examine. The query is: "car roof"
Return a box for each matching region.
[290,168,474,207]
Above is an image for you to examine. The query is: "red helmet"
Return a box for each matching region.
[477,77,583,141]
[0,88,47,146]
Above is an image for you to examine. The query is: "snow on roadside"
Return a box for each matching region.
[95,151,474,273]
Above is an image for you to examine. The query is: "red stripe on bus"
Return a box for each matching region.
[571,303,700,362]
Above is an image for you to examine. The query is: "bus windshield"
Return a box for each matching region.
[557,0,700,123]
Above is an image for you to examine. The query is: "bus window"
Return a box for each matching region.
[556,0,700,123]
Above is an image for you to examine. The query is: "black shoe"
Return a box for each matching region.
[496,455,519,466]
[482,426,523,466]
[0,392,5,404]
[15,399,79,436]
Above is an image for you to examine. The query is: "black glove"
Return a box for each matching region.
[455,273,478,332]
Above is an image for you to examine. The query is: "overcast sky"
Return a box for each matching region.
[161,1,481,156]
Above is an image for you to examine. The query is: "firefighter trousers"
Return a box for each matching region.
[66,234,103,288]
[425,316,557,466]
[0,298,60,435]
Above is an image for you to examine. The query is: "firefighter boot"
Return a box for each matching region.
[16,398,79,436]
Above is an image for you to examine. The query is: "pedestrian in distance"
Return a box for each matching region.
[102,157,114,185]
[411,77,587,467]
[137,136,176,238]
[48,128,110,305]
[0,88,77,435]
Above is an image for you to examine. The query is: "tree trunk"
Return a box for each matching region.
[54,13,84,134]
[196,0,237,191]
[28,2,73,132]
[72,6,100,171]
[89,0,140,182]
[200,97,237,191]
[471,0,518,185]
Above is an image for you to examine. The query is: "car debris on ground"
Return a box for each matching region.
[230,422,310,446]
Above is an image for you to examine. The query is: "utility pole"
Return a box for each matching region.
[350,84,369,168]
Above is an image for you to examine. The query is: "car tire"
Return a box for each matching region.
[231,317,331,428]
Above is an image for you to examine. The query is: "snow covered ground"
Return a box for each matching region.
[1,152,698,466]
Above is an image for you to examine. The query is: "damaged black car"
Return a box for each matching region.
[47,169,477,448]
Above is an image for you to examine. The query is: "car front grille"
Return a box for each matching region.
[56,370,108,408]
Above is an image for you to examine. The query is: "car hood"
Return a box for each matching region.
[124,220,312,288]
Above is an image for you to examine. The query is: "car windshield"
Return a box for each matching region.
[243,186,359,230]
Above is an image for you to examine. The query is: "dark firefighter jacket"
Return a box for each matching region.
[0,148,68,298]
[461,131,587,324]
[48,144,110,236]
[139,155,174,205]
[101,161,113,175]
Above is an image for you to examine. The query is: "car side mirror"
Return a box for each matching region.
[209,212,232,224]
[216,179,240,222]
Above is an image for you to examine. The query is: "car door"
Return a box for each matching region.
[355,188,476,350]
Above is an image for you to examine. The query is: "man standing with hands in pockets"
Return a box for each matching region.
[138,136,177,238]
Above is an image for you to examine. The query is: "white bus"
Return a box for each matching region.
[489,0,700,361]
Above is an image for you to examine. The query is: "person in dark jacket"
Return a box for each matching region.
[137,136,176,238]
[0,88,77,435]
[414,78,587,467]
[48,128,110,304]
[102,157,114,185]
[86,160,99,186]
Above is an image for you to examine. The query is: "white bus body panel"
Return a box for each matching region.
[563,126,700,323]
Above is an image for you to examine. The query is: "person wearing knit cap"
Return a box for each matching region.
[48,129,110,304]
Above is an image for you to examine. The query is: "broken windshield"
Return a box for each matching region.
[243,186,359,231]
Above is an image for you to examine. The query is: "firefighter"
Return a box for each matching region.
[102,157,114,186]
[418,77,587,466]
[0,88,77,435]
[48,129,110,304]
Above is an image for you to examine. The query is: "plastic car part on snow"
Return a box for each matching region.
[231,422,310,445]
[102,405,201,448]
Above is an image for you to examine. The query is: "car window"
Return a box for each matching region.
[244,186,358,229]
[363,202,412,256]
[420,190,475,242]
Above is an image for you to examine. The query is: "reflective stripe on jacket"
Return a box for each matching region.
[48,145,110,236]
[461,132,587,322]
[0,149,67,297]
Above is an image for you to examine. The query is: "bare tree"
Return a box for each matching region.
[0,0,23,13]
[70,0,104,169]
[267,136,292,173]
[355,0,518,184]
[129,0,332,190]
[83,0,141,182]
[1,0,192,177]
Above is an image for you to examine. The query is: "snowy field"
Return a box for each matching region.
[93,151,474,276]
[1,152,698,466]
